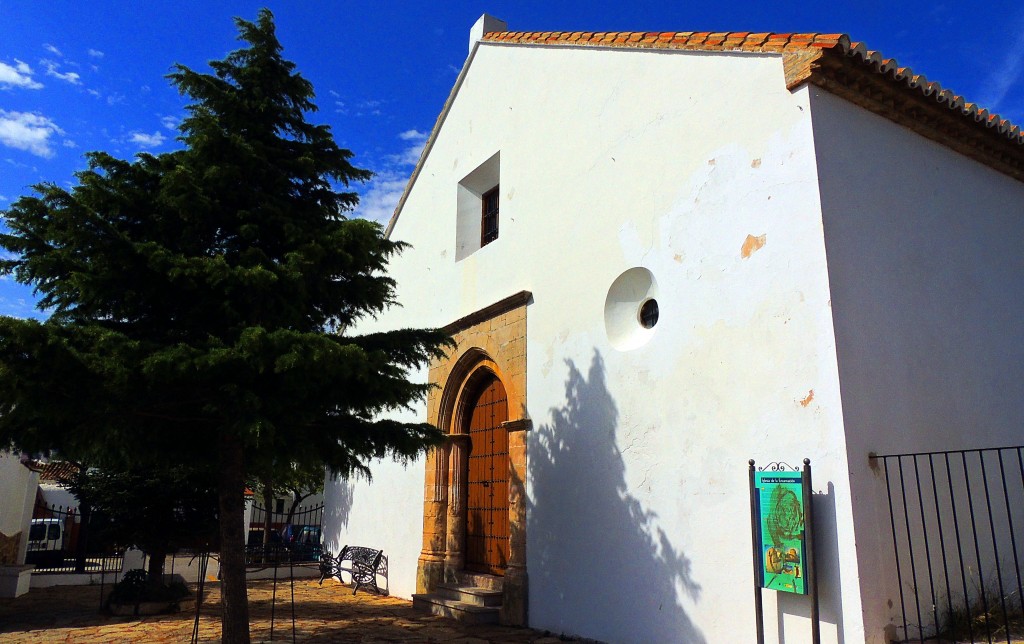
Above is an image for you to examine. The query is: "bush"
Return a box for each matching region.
[108,569,189,604]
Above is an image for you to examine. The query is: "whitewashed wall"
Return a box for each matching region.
[322,366,428,600]
[0,452,39,564]
[328,38,870,644]
[810,89,1024,643]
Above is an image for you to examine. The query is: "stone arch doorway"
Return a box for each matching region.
[414,293,531,625]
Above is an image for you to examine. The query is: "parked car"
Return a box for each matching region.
[26,518,67,567]
[283,524,321,561]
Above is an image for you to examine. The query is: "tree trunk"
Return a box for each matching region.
[218,433,250,644]
[147,549,166,583]
[284,491,311,528]
[261,479,273,550]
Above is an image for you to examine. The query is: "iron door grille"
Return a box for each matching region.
[465,375,509,575]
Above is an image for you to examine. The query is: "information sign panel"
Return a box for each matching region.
[754,470,807,594]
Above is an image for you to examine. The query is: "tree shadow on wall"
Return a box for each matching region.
[322,476,355,554]
[528,350,705,643]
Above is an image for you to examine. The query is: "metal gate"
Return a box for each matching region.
[246,500,324,564]
[872,446,1024,643]
[29,501,123,574]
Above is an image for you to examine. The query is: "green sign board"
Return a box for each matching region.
[754,470,807,594]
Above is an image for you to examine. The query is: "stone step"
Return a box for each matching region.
[412,593,500,625]
[437,583,503,607]
[456,571,504,592]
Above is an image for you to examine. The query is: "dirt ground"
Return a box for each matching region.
[0,577,582,643]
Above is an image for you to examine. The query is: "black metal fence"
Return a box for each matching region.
[872,446,1024,643]
[245,500,324,566]
[28,501,124,574]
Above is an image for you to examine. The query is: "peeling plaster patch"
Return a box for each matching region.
[707,159,716,166]
[673,253,683,263]
[751,158,762,168]
[741,233,767,258]
[800,389,814,407]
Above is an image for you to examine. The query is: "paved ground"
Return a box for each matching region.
[0,578,581,643]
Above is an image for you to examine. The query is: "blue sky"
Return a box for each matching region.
[1,1,1022,318]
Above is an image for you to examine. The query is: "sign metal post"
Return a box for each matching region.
[749,458,820,644]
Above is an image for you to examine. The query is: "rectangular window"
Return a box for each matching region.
[481,186,499,246]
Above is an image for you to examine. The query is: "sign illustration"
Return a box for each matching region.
[755,470,806,594]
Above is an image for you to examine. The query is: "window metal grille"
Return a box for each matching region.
[481,186,499,246]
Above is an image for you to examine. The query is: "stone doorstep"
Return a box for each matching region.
[457,571,504,592]
[411,592,500,625]
[436,583,503,607]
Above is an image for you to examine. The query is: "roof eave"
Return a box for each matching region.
[808,49,1024,182]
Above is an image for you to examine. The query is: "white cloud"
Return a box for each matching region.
[87,49,104,58]
[392,130,428,166]
[62,139,77,148]
[43,43,62,57]
[352,169,408,225]
[161,115,179,130]
[0,59,43,90]
[350,128,430,224]
[0,195,8,202]
[0,290,46,319]
[41,59,81,85]
[0,110,63,158]
[354,99,382,117]
[129,131,166,148]
[980,13,1024,116]
[398,129,427,142]
[87,88,100,97]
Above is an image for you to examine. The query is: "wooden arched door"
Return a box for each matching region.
[463,373,509,575]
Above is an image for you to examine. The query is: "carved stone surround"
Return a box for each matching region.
[416,292,530,625]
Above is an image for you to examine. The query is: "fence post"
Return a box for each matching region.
[74,503,90,573]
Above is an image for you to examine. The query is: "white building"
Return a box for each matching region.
[324,17,1024,644]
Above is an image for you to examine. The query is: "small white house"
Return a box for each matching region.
[324,17,1024,644]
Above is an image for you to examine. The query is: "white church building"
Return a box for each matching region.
[324,16,1024,644]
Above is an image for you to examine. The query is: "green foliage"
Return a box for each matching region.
[66,465,219,554]
[0,13,450,638]
[0,8,452,477]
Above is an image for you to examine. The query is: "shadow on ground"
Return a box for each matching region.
[0,578,592,642]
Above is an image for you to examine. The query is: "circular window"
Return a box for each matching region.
[639,299,659,329]
[604,267,659,351]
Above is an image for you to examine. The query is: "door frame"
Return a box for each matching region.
[414,293,531,625]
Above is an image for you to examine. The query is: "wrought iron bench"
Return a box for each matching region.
[318,545,388,595]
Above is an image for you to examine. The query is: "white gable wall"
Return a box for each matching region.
[328,43,866,643]
[810,88,1024,643]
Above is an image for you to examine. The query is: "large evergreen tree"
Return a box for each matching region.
[0,10,448,642]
